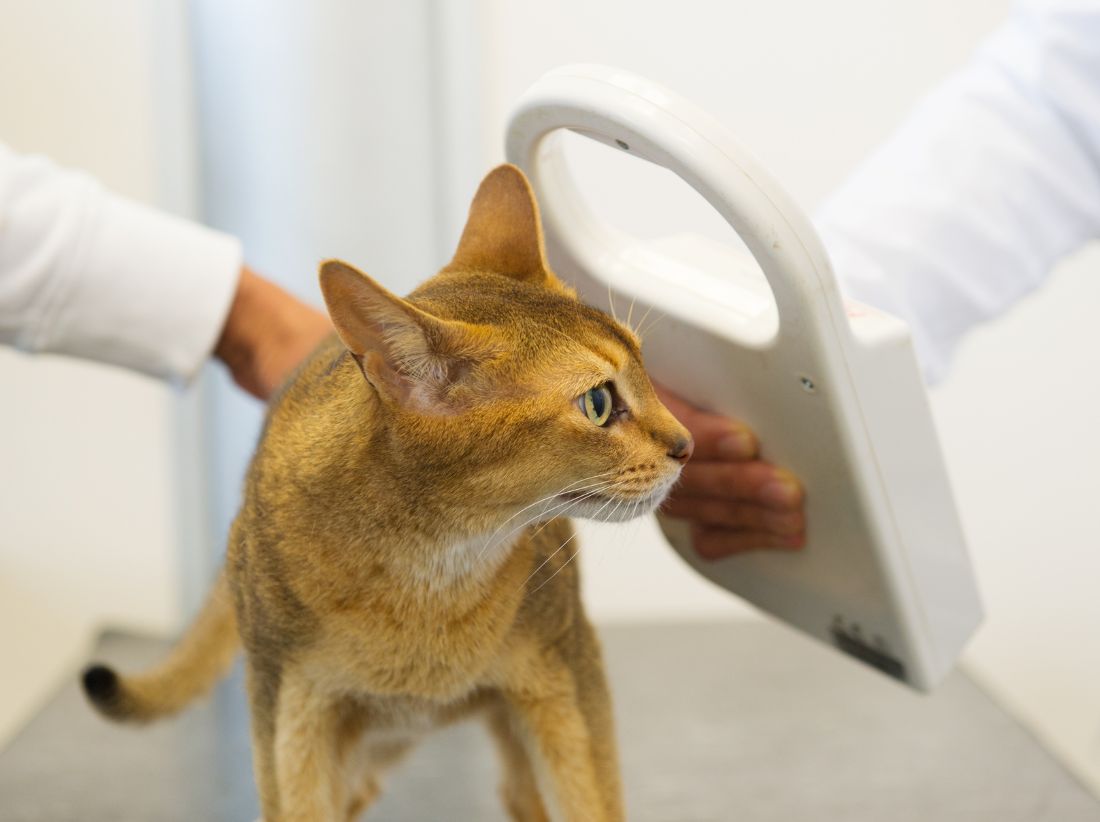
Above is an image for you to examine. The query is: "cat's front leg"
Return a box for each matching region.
[486,701,551,822]
[565,619,624,821]
[503,664,622,822]
[244,658,282,822]
[271,671,349,821]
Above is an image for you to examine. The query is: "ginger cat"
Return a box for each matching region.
[82,164,693,821]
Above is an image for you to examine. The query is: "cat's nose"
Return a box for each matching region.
[667,435,694,464]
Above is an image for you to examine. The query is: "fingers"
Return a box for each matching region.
[654,386,759,461]
[652,382,807,562]
[664,462,806,559]
[662,497,805,534]
[691,527,805,559]
[675,462,803,510]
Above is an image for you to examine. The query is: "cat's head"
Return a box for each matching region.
[319,164,691,533]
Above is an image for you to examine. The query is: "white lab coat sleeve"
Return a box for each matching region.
[0,142,242,382]
[815,0,1100,382]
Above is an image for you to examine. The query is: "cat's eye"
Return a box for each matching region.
[581,384,614,426]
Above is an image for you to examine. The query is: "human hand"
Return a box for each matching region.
[655,384,806,559]
[214,266,333,400]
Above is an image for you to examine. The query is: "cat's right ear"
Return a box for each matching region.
[445,164,560,289]
[319,259,495,411]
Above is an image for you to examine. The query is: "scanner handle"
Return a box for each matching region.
[505,64,850,345]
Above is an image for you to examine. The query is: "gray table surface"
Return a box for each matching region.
[1,621,1097,821]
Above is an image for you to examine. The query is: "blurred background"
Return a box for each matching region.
[1,0,1098,799]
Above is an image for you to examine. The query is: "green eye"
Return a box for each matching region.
[581,384,614,426]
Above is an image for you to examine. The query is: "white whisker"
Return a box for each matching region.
[477,470,619,558]
[519,523,579,591]
[527,494,619,594]
[488,478,620,558]
[606,496,626,524]
[596,496,634,575]
[530,543,581,595]
[637,308,667,340]
[529,320,584,350]
[633,303,656,340]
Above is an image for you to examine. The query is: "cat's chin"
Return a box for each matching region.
[564,486,672,523]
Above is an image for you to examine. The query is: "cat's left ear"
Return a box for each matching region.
[319,259,496,412]
[445,164,560,288]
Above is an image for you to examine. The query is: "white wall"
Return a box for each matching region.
[0,0,204,744]
[933,248,1100,794]
[475,0,1100,793]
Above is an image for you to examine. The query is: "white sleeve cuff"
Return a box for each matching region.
[32,189,242,383]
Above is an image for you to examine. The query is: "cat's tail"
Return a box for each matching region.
[81,570,239,723]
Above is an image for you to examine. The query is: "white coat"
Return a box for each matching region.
[817,0,1100,382]
[0,142,240,381]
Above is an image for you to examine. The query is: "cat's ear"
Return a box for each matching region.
[445,164,556,286]
[319,259,494,411]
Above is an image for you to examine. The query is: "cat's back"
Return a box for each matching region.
[236,334,375,544]
[265,333,355,428]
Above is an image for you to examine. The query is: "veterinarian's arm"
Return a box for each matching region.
[817,0,1100,383]
[214,266,331,399]
[0,141,328,398]
[0,142,239,378]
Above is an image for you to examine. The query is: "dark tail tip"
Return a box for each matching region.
[82,664,120,708]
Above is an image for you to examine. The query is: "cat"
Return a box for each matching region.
[81,164,693,822]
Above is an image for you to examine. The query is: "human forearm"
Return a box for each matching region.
[215,266,331,400]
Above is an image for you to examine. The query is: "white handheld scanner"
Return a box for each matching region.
[506,65,982,691]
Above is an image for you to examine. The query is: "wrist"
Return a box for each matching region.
[215,265,333,399]
[215,266,263,383]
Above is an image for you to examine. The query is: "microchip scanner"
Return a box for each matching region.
[506,65,982,690]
